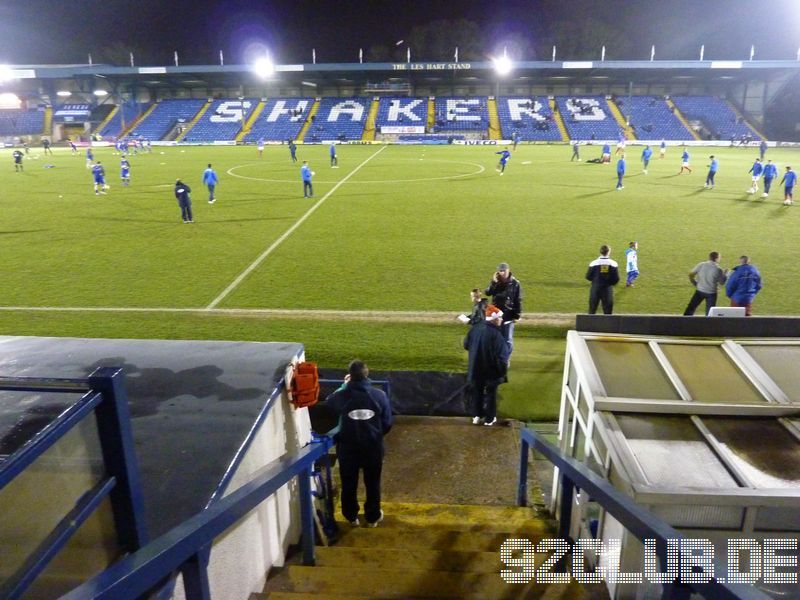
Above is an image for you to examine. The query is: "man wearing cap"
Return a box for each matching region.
[463,304,510,427]
[586,245,620,314]
[485,263,523,355]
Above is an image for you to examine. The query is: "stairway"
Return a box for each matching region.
[362,98,379,141]
[94,105,119,137]
[42,106,53,137]
[605,99,635,140]
[237,99,267,142]
[255,501,596,599]
[296,99,320,141]
[665,99,701,140]
[427,98,435,130]
[550,99,569,142]
[175,99,212,142]
[120,102,156,137]
[487,98,502,140]
[726,100,766,140]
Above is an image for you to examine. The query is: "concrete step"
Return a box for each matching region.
[336,526,541,552]
[314,545,546,573]
[285,565,590,599]
[373,501,551,533]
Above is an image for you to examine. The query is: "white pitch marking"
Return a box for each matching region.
[206,144,388,309]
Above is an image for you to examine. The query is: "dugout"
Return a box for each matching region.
[555,323,800,599]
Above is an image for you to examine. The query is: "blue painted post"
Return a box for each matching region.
[88,367,149,550]
[517,437,530,506]
[557,473,574,542]
[298,467,316,566]
[181,550,211,600]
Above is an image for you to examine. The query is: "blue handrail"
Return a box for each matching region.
[0,367,147,600]
[518,428,770,600]
[62,434,334,600]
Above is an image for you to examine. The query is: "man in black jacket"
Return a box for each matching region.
[586,245,620,314]
[326,360,392,527]
[485,262,523,355]
[464,305,511,427]
[174,179,193,223]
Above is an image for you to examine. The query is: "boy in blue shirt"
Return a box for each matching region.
[330,143,338,168]
[748,158,763,193]
[120,158,131,187]
[601,143,611,163]
[495,148,511,175]
[616,154,626,190]
[762,159,778,197]
[289,140,298,163]
[705,156,718,188]
[86,147,94,169]
[782,166,797,206]
[679,149,691,174]
[641,145,652,175]
[301,161,314,197]
[92,162,108,195]
[203,163,218,204]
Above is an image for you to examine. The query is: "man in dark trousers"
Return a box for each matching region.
[174,179,193,223]
[464,305,510,427]
[325,360,392,527]
[586,244,620,314]
[485,262,523,355]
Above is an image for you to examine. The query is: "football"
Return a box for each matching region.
[747,188,755,194]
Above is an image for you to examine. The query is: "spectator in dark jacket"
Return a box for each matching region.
[586,245,620,314]
[485,262,523,354]
[174,179,193,223]
[464,305,510,427]
[325,360,392,527]
[726,256,762,316]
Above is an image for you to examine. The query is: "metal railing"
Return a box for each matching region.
[0,368,147,600]
[518,428,770,600]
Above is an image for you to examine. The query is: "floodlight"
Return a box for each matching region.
[93,89,108,97]
[253,57,275,79]
[56,90,72,97]
[0,65,16,83]
[493,55,513,76]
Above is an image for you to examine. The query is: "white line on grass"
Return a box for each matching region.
[206,144,388,310]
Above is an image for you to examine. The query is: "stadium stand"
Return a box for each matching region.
[496,97,562,141]
[0,108,44,135]
[128,99,206,141]
[98,102,151,138]
[243,97,312,143]
[303,97,369,142]
[616,96,692,140]
[182,98,259,142]
[375,97,428,132]
[671,95,761,141]
[556,96,622,140]
[432,97,489,132]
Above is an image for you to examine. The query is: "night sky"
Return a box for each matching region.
[1,0,798,66]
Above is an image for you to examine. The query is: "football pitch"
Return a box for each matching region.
[3,142,799,419]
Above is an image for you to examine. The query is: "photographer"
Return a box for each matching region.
[485,262,523,355]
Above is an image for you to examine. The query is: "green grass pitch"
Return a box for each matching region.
[2,142,799,419]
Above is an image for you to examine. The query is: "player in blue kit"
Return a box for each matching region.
[330,143,338,168]
[301,161,314,197]
[120,158,130,187]
[748,158,763,194]
[641,145,652,175]
[288,140,298,163]
[659,139,666,159]
[705,156,718,188]
[679,149,692,174]
[759,140,768,161]
[616,154,626,190]
[203,163,218,204]
[69,139,78,155]
[782,166,797,206]
[86,147,94,169]
[601,143,611,164]
[762,159,778,198]
[495,148,511,175]
[92,162,108,195]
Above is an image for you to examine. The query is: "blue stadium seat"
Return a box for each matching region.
[671,96,760,141]
[99,103,151,138]
[129,99,207,141]
[556,96,622,141]
[183,98,259,142]
[0,109,44,136]
[497,97,561,141]
[618,96,692,140]
[244,98,313,143]
[303,97,369,142]
[375,97,428,131]
[432,97,488,132]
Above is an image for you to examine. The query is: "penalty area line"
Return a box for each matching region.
[205,144,388,310]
